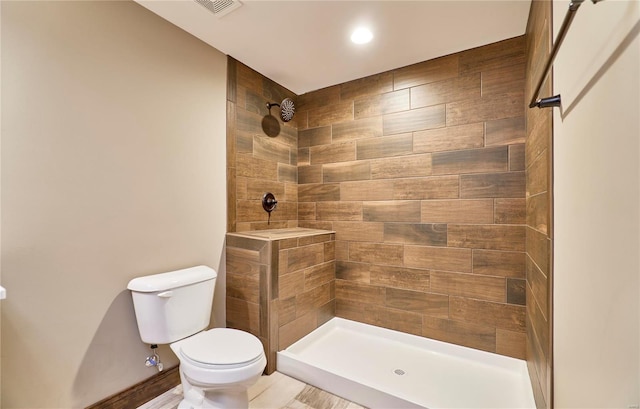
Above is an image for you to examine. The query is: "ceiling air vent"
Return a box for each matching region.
[194,0,242,18]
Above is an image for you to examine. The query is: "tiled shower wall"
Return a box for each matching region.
[226,57,299,233]
[524,1,553,408]
[226,231,335,374]
[295,37,528,358]
[226,37,530,360]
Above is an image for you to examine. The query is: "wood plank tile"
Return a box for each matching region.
[335,280,386,305]
[227,272,261,303]
[279,271,305,299]
[411,73,481,108]
[460,171,525,198]
[423,316,496,353]
[473,250,525,278]
[404,245,472,273]
[333,221,385,242]
[316,300,335,327]
[509,144,526,171]
[459,36,526,74]
[385,288,449,318]
[284,182,297,203]
[481,62,526,97]
[431,146,509,175]
[365,304,423,337]
[526,284,549,359]
[307,101,353,128]
[354,89,410,119]
[485,116,525,146]
[332,117,383,143]
[298,85,341,111]
[323,161,371,183]
[298,147,310,166]
[414,122,484,154]
[362,201,421,223]
[316,201,363,221]
[507,278,526,305]
[278,296,297,328]
[278,312,317,350]
[298,203,316,220]
[340,71,394,101]
[287,243,326,273]
[226,296,260,336]
[525,107,552,169]
[370,265,430,292]
[496,329,526,359]
[277,164,297,183]
[298,165,322,185]
[526,227,550,275]
[310,141,356,165]
[371,153,432,179]
[237,153,278,180]
[324,240,336,262]
[336,261,371,283]
[296,282,332,318]
[526,149,549,197]
[356,133,413,159]
[421,199,494,224]
[246,180,285,200]
[448,224,525,251]
[236,61,263,92]
[299,126,331,148]
[383,223,447,246]
[304,262,335,291]
[348,242,404,266]
[527,255,549,320]
[495,198,526,224]
[383,105,446,135]
[298,183,340,202]
[450,296,525,332]
[431,271,506,302]
[393,54,459,90]
[335,298,367,323]
[236,200,270,223]
[393,175,459,200]
[340,180,394,201]
[446,92,524,127]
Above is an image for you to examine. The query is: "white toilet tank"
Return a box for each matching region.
[127,265,217,344]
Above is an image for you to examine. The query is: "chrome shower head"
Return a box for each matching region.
[266,98,295,122]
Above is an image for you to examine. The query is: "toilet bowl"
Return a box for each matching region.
[127,266,267,409]
[170,328,267,409]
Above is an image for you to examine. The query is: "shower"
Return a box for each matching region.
[266,98,295,122]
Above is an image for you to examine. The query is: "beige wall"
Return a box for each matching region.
[1,1,227,407]
[553,0,640,407]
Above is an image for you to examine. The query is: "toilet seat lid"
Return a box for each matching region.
[180,328,263,366]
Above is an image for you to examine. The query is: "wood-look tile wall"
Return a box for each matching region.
[525,1,553,408]
[226,232,335,374]
[295,37,528,359]
[227,57,299,233]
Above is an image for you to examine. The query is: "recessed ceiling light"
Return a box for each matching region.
[351,27,373,44]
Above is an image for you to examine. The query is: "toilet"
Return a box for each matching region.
[127,266,266,409]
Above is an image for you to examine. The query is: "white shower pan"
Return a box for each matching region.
[277,317,535,409]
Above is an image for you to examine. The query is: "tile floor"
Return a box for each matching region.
[137,371,365,409]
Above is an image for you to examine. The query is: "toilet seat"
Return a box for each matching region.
[178,328,264,370]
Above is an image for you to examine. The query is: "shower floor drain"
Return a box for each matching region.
[393,369,406,375]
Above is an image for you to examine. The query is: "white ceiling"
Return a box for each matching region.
[136,0,532,95]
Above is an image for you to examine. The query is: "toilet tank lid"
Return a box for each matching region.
[127,265,217,292]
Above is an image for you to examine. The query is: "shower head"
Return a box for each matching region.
[266,98,295,122]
